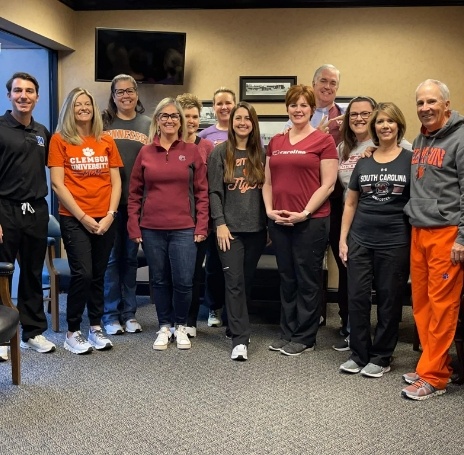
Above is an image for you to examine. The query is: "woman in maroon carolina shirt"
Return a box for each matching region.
[263,84,338,356]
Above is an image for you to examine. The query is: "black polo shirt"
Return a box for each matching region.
[0,110,50,201]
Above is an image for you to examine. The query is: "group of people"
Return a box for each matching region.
[1,66,463,401]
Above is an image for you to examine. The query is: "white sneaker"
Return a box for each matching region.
[208,309,223,327]
[64,331,93,355]
[125,319,142,333]
[88,328,113,350]
[231,344,248,361]
[0,345,8,361]
[185,326,197,338]
[20,334,56,353]
[104,321,124,335]
[153,326,172,351]
[174,325,191,350]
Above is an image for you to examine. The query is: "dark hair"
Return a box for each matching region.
[224,101,265,186]
[340,96,377,161]
[6,72,39,94]
[102,74,145,129]
[285,84,316,110]
[368,102,407,146]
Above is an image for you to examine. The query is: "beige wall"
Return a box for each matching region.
[60,6,464,140]
[0,0,75,50]
[2,4,464,135]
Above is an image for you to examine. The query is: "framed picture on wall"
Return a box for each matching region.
[240,76,297,102]
[199,101,215,130]
[258,115,289,147]
[335,96,354,112]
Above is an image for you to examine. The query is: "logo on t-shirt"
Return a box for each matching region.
[83,147,95,157]
[179,155,186,161]
[36,136,45,146]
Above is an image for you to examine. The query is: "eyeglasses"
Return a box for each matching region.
[159,113,180,122]
[114,88,137,97]
[349,111,373,120]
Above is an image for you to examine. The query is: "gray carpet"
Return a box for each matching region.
[1,296,463,455]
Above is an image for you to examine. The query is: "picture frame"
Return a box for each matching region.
[240,76,297,102]
[199,100,215,130]
[258,115,289,147]
[335,96,354,112]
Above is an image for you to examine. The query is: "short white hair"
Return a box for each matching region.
[416,79,450,101]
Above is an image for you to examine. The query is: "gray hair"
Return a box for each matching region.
[148,97,186,143]
[416,79,450,101]
[312,64,341,86]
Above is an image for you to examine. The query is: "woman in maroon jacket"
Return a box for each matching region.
[127,97,208,351]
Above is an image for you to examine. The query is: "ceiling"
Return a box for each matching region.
[58,0,464,11]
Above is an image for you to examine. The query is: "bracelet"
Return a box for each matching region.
[302,209,311,219]
[79,213,86,222]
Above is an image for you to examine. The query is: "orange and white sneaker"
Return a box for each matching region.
[401,378,447,401]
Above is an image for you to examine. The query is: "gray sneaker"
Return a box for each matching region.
[332,336,350,352]
[88,328,113,350]
[280,341,315,356]
[269,338,290,351]
[104,321,124,335]
[340,359,362,374]
[360,363,390,378]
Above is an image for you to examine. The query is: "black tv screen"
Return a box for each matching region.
[95,28,186,85]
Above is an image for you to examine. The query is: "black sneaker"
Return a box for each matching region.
[268,339,289,351]
[332,336,350,352]
[280,341,315,356]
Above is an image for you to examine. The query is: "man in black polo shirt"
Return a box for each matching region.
[0,72,56,360]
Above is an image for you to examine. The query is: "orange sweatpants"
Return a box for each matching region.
[410,226,462,389]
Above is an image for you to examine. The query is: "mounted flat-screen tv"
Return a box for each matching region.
[95,28,186,85]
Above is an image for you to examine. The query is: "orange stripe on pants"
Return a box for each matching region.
[410,226,462,389]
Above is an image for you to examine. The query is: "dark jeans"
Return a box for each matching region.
[187,239,208,327]
[204,233,225,313]
[329,196,348,327]
[0,198,48,341]
[102,206,139,325]
[269,217,329,347]
[142,228,196,327]
[60,215,116,332]
[347,237,410,367]
[217,230,267,347]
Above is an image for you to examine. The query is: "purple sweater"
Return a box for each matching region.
[127,135,209,238]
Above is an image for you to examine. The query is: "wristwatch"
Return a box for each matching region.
[302,210,311,219]
[107,211,118,219]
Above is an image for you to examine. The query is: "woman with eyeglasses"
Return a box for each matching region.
[333,97,411,352]
[338,102,412,378]
[208,101,267,361]
[48,87,123,354]
[101,74,151,337]
[127,98,208,351]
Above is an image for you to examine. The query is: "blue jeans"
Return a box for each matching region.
[142,228,196,327]
[102,207,139,325]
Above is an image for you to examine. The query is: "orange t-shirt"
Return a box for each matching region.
[48,133,123,217]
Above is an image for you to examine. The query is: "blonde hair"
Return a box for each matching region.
[176,93,202,112]
[56,87,103,145]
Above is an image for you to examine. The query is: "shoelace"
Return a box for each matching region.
[73,332,88,344]
[91,329,106,340]
[21,202,35,215]
[411,378,431,390]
